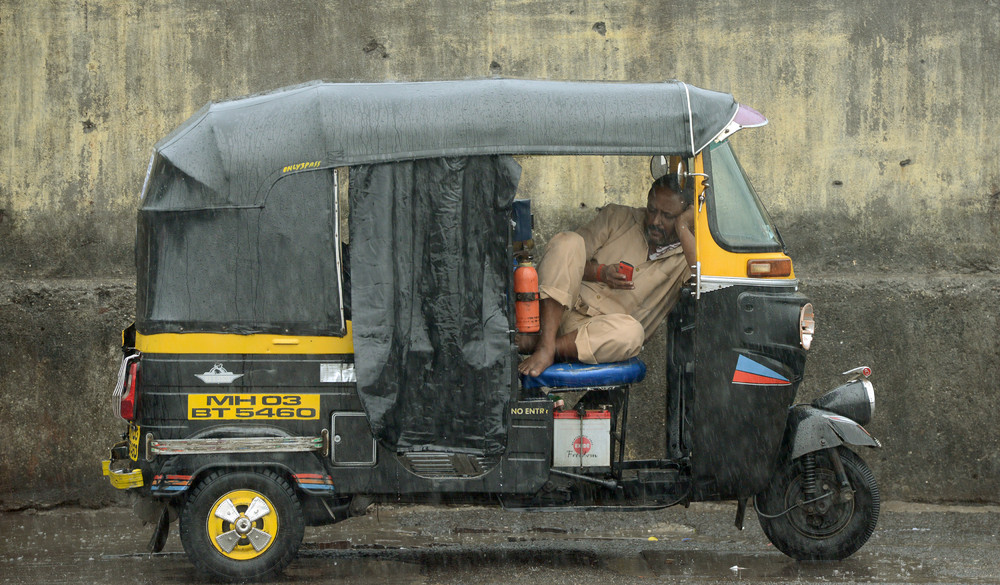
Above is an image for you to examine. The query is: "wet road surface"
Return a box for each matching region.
[2,501,998,584]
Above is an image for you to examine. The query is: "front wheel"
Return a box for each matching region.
[179,470,305,581]
[756,447,879,560]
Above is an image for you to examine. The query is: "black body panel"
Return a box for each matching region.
[677,284,808,500]
[134,352,551,498]
[136,353,356,441]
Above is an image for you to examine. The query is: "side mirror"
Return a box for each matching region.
[649,155,688,189]
[651,155,711,211]
[649,155,708,191]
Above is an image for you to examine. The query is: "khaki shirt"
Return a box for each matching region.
[574,204,688,340]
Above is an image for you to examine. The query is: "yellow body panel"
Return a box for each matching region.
[135,322,354,355]
[692,152,796,281]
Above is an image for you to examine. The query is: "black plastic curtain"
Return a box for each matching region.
[349,156,521,454]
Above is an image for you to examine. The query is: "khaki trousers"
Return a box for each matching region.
[537,231,644,364]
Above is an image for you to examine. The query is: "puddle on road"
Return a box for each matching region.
[298,509,955,584]
[603,550,941,582]
[282,558,424,584]
[303,505,695,550]
[295,546,947,584]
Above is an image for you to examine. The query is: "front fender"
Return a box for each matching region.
[787,405,881,459]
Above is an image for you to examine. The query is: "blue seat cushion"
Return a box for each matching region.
[520,358,647,390]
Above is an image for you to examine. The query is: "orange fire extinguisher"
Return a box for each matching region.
[514,259,540,333]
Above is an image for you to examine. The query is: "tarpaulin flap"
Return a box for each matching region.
[349,156,520,454]
[136,167,345,336]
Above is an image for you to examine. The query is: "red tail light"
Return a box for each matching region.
[120,362,140,421]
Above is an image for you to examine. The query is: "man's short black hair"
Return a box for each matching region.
[649,174,694,208]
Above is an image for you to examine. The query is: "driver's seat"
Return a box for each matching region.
[519,358,646,390]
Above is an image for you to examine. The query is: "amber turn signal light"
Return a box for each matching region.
[746,258,792,278]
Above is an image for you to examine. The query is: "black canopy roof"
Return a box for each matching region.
[144,79,741,208]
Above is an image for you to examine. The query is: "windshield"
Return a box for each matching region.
[705,141,783,252]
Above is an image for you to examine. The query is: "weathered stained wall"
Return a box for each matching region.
[1,0,998,506]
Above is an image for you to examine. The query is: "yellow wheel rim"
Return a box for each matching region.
[207,489,279,560]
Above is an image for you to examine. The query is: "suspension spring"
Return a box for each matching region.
[802,453,818,498]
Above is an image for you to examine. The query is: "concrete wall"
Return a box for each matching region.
[2,0,998,507]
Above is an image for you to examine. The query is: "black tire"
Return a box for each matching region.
[179,470,305,581]
[756,447,879,560]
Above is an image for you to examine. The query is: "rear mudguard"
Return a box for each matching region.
[152,451,335,497]
[148,426,336,499]
[148,449,352,528]
[786,405,881,460]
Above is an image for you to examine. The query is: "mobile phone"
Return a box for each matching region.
[618,261,634,281]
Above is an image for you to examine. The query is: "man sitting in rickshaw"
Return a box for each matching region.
[518,175,696,377]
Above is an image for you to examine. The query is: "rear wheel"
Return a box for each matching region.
[179,470,304,581]
[756,447,879,560]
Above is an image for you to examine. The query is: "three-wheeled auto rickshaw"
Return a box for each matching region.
[102,79,881,581]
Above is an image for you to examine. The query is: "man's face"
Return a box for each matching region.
[644,187,686,247]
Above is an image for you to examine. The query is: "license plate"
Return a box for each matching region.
[128,425,141,461]
[187,394,320,420]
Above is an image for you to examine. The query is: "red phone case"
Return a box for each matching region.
[618,261,634,280]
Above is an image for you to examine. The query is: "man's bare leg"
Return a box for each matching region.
[518,298,578,377]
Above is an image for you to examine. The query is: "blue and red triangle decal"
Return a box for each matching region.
[733,355,791,386]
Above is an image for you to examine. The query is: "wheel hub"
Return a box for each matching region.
[788,471,853,539]
[812,484,833,513]
[207,490,278,559]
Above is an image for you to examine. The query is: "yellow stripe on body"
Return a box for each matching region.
[136,321,354,354]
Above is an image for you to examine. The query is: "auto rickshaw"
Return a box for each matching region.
[101,79,881,581]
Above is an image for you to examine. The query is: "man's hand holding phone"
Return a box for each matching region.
[597,261,635,290]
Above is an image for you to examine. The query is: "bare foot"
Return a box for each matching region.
[518,344,555,377]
